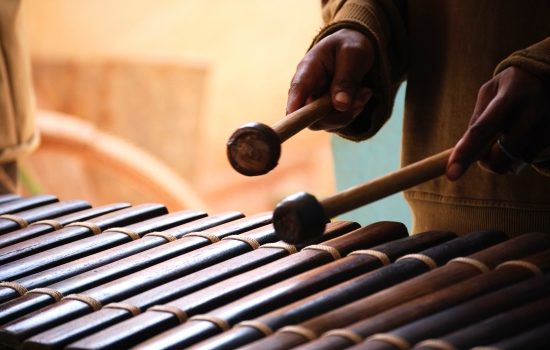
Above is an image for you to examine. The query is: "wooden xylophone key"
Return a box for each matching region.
[282,249,550,350]
[0,209,208,304]
[61,221,408,350]
[0,212,257,324]
[188,229,507,350]
[121,229,504,350]
[0,195,548,350]
[0,193,20,203]
[0,220,285,348]
[0,203,168,269]
[471,321,550,350]
[23,221,359,350]
[413,293,550,350]
[358,274,550,350]
[227,95,333,176]
[235,233,549,350]
[0,202,129,249]
[0,195,58,216]
[0,200,91,236]
[273,149,452,244]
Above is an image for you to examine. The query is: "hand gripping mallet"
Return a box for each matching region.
[227,95,333,176]
[273,148,453,243]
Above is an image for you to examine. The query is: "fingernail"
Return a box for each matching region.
[447,163,464,181]
[334,92,351,111]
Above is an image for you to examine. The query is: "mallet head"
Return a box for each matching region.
[227,122,281,176]
[273,191,328,244]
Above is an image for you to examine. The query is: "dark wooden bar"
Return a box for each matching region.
[0,209,207,304]
[0,219,283,348]
[0,195,58,216]
[0,212,259,324]
[63,221,410,350]
[0,202,129,249]
[0,203,167,269]
[0,200,91,235]
[23,221,359,350]
[473,321,550,350]
[414,294,550,350]
[353,274,550,350]
[119,230,506,350]
[190,230,508,350]
[0,194,548,350]
[0,193,20,203]
[288,249,550,350]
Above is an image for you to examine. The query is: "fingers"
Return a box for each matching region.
[330,31,374,112]
[287,56,328,115]
[447,83,509,180]
[309,87,372,131]
[287,28,375,132]
[447,67,550,180]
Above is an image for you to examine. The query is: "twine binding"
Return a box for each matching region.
[223,235,260,250]
[236,320,274,336]
[397,254,438,270]
[66,221,102,235]
[279,325,318,341]
[105,302,141,316]
[367,333,410,350]
[149,305,188,323]
[186,232,220,243]
[144,232,177,242]
[31,219,63,230]
[189,314,231,331]
[63,294,102,311]
[27,287,64,301]
[0,281,28,296]
[0,214,28,228]
[349,249,391,266]
[303,245,341,260]
[448,257,490,273]
[104,227,141,241]
[323,328,364,344]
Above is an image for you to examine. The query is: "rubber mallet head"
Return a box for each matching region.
[273,192,328,244]
[227,122,281,176]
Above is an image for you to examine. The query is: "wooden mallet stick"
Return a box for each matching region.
[227,95,333,176]
[273,148,453,243]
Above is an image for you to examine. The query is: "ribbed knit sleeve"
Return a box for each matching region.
[495,37,550,176]
[311,0,408,141]
[495,36,550,82]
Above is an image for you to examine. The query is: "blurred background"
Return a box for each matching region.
[20,0,410,227]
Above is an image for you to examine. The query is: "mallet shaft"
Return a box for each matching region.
[272,95,333,142]
[322,148,453,218]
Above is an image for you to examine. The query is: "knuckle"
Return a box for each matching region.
[467,122,492,141]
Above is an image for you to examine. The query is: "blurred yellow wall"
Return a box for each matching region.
[21,0,335,214]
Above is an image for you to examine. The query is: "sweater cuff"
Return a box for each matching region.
[495,37,550,176]
[495,37,550,83]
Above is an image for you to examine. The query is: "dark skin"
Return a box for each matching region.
[287,28,550,179]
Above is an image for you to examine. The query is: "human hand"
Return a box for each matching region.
[287,28,375,131]
[447,66,550,180]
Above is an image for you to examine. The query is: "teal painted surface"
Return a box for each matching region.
[331,83,411,230]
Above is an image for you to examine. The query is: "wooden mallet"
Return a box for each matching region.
[227,95,333,176]
[273,148,454,243]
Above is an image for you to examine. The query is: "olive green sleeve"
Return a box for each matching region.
[311,0,408,141]
[495,36,550,82]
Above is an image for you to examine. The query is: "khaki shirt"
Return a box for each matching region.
[0,0,38,164]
